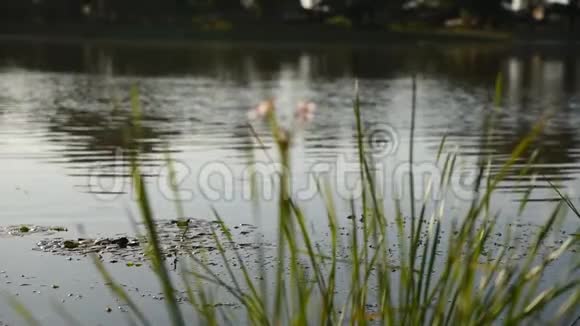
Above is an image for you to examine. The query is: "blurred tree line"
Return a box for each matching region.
[0,0,577,29]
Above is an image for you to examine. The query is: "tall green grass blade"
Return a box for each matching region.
[129,89,184,326]
[92,254,150,326]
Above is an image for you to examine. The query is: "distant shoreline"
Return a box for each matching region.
[0,22,512,45]
[1,22,579,47]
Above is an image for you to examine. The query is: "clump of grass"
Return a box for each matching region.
[25,79,578,325]
[19,226,30,233]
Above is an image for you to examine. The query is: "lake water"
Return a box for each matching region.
[0,40,579,324]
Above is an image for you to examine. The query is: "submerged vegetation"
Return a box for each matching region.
[10,78,580,325]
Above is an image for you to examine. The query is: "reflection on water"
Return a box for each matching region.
[0,41,579,229]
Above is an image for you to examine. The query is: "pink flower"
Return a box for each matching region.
[295,101,316,123]
[248,100,274,121]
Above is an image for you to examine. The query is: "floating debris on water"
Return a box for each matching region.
[63,240,79,249]
[212,302,239,309]
[29,219,264,264]
[0,225,69,237]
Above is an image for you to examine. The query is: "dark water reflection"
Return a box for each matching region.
[0,40,579,230]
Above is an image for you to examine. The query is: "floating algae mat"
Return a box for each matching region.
[0,225,68,237]
[2,218,576,266]
[26,219,263,264]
